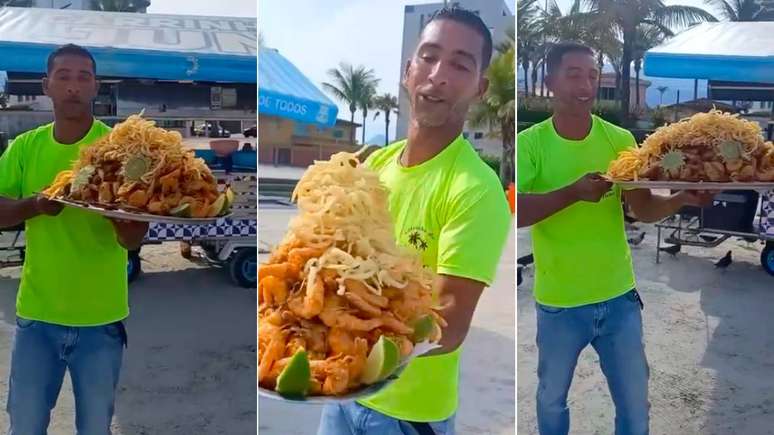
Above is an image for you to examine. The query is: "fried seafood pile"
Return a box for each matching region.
[258,152,446,396]
[43,113,229,218]
[607,110,774,182]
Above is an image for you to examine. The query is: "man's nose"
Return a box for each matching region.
[428,62,450,87]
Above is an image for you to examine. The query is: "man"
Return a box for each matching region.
[0,44,147,433]
[517,41,714,435]
[317,7,511,435]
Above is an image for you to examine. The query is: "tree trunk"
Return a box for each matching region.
[522,61,530,95]
[596,52,604,100]
[634,58,641,112]
[385,113,390,146]
[694,79,698,100]
[615,69,621,102]
[350,109,356,143]
[531,67,538,97]
[540,58,546,97]
[361,109,367,145]
[620,27,635,124]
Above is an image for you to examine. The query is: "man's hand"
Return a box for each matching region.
[34,194,64,216]
[569,173,613,203]
[108,219,148,251]
[676,190,717,208]
[423,275,486,356]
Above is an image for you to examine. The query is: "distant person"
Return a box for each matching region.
[517,41,714,435]
[317,7,511,435]
[0,44,147,433]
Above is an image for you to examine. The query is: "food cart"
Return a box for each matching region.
[0,7,258,287]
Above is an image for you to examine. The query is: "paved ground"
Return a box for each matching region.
[518,224,774,435]
[258,207,517,435]
[0,242,256,434]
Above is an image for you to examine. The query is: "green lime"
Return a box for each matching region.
[360,335,400,385]
[275,349,311,398]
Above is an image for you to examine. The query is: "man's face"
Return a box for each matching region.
[403,19,488,128]
[43,54,98,119]
[546,51,599,115]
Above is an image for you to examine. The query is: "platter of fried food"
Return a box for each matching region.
[607,109,774,190]
[42,112,234,224]
[258,152,446,401]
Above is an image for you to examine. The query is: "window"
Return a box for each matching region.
[406,5,415,12]
[598,87,616,101]
[474,132,484,139]
[293,122,309,136]
[333,129,344,139]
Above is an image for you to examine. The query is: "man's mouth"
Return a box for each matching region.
[576,96,592,103]
[419,93,445,104]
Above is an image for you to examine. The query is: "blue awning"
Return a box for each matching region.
[644,22,774,84]
[0,7,256,83]
[258,48,338,128]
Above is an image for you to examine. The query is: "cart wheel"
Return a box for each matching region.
[127,250,141,284]
[761,243,774,277]
[229,248,257,288]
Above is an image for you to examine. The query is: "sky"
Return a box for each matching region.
[540,0,728,107]
[260,0,516,144]
[147,0,256,17]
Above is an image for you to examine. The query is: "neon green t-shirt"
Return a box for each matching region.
[0,120,129,326]
[358,135,511,422]
[517,115,636,307]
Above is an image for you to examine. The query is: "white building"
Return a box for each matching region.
[396,0,513,157]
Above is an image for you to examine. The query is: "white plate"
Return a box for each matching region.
[614,181,774,192]
[52,197,230,225]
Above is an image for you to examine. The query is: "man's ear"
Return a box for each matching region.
[401,60,412,90]
[477,76,489,99]
[42,76,50,97]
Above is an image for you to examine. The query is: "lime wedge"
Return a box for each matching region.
[224,187,235,210]
[207,193,227,217]
[275,349,311,398]
[360,336,400,385]
[170,203,191,218]
[412,315,435,343]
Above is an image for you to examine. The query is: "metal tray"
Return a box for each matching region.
[614,181,774,192]
[52,197,230,225]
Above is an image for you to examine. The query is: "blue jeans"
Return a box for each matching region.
[536,290,649,435]
[318,402,455,435]
[6,318,126,435]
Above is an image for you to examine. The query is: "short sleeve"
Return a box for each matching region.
[516,130,537,194]
[0,136,25,199]
[436,184,511,286]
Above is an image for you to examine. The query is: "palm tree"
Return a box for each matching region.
[586,0,716,122]
[469,47,515,187]
[705,0,771,20]
[657,85,669,106]
[373,93,399,146]
[517,0,540,95]
[358,82,379,145]
[632,25,667,111]
[322,63,378,142]
[91,0,150,12]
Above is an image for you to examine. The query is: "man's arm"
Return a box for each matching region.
[517,173,612,228]
[0,195,63,228]
[109,219,149,251]
[624,189,715,223]
[425,275,485,356]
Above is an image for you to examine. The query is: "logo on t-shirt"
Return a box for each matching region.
[405,227,434,251]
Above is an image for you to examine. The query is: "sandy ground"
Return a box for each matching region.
[0,240,256,434]
[258,207,517,435]
[517,224,774,435]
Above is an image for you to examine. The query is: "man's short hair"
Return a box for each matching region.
[546,41,595,76]
[424,6,494,71]
[47,44,97,75]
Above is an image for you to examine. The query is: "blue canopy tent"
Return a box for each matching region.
[644,22,774,100]
[258,47,338,128]
[0,7,256,83]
